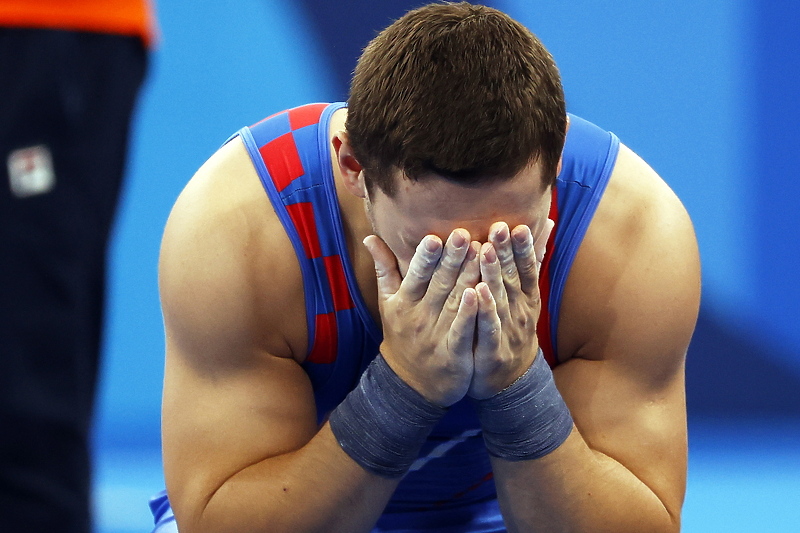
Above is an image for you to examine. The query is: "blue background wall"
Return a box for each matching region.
[92,1,800,531]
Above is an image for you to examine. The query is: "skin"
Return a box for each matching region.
[159,107,700,532]
[352,154,555,405]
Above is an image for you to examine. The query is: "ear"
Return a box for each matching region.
[556,115,571,176]
[333,131,367,199]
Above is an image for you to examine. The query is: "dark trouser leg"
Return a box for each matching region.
[0,28,147,532]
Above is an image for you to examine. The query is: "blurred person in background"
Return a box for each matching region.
[0,1,155,531]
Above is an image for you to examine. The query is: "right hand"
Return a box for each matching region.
[469,220,553,399]
[363,229,481,407]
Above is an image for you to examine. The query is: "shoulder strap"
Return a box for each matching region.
[543,114,620,364]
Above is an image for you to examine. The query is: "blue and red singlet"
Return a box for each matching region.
[150,102,620,533]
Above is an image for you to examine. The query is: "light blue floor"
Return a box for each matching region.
[93,418,800,533]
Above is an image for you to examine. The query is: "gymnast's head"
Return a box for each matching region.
[345,1,567,198]
[337,2,567,272]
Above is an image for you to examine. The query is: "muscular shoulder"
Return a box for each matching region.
[558,144,701,380]
[158,137,307,365]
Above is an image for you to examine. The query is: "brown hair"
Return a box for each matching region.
[346,2,567,196]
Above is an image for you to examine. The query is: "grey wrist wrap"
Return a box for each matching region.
[475,349,574,461]
[328,354,447,478]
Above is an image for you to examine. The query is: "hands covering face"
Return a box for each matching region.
[363,220,554,407]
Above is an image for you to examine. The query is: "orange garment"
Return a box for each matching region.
[0,0,157,46]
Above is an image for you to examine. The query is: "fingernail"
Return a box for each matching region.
[513,226,531,245]
[451,230,467,248]
[478,282,493,301]
[424,236,440,253]
[463,288,476,306]
[500,225,509,242]
[491,224,509,243]
[484,245,497,264]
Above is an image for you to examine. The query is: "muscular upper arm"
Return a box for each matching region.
[158,138,316,522]
[554,143,701,516]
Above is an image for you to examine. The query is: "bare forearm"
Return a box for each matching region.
[491,428,681,533]
[175,424,398,533]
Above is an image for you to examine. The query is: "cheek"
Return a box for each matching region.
[368,203,422,277]
[397,258,412,278]
[389,243,414,278]
[370,226,414,277]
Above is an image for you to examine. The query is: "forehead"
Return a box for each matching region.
[375,167,551,239]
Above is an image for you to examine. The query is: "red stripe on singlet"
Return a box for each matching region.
[307,312,337,364]
[537,187,559,368]
[260,132,304,192]
[285,202,323,259]
[288,103,329,131]
[323,255,355,311]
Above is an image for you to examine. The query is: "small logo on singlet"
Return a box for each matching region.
[7,145,56,198]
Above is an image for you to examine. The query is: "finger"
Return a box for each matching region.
[534,218,555,266]
[396,234,444,302]
[441,240,481,319]
[489,222,520,292]
[475,282,502,355]
[447,287,478,356]
[422,228,471,310]
[510,224,537,296]
[363,235,403,298]
[479,242,510,323]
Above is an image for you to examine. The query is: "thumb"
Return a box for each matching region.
[363,235,402,296]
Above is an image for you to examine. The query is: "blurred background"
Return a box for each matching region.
[91,0,800,531]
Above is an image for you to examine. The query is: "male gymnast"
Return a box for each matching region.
[151,3,700,531]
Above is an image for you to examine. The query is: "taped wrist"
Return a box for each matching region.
[475,349,573,461]
[328,354,447,478]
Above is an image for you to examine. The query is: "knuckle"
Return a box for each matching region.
[409,313,431,335]
[410,254,439,273]
[479,350,509,375]
[409,268,434,286]
[428,275,453,296]
[498,248,514,261]
[508,332,525,350]
[497,254,514,268]
[515,241,534,256]
[406,266,426,282]
[518,261,537,277]
[440,255,464,273]
[434,259,463,282]
[421,253,446,268]
[481,321,501,338]
[443,291,461,314]
[430,355,464,382]
[481,359,503,377]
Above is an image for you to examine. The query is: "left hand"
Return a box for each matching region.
[468,220,554,399]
